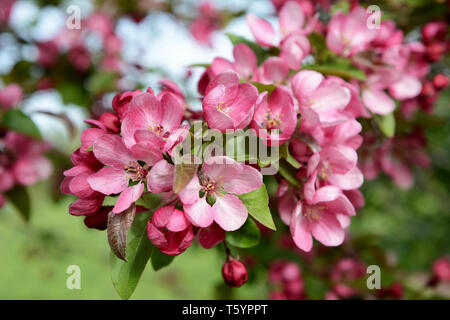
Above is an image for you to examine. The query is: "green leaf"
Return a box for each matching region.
[87,72,117,95]
[5,186,31,222]
[280,143,301,169]
[250,82,276,96]
[238,185,276,230]
[188,63,211,68]
[151,250,175,271]
[226,218,261,248]
[302,63,367,81]
[278,160,301,187]
[374,113,396,138]
[110,212,155,300]
[226,33,276,65]
[1,109,41,139]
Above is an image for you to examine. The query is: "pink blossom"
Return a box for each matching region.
[0,84,23,110]
[326,6,378,57]
[121,91,184,151]
[189,1,220,46]
[178,156,262,231]
[281,172,355,251]
[202,70,258,132]
[291,70,351,126]
[251,87,297,146]
[147,206,194,256]
[87,134,161,213]
[246,2,314,68]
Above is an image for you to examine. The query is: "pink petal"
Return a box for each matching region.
[183,196,215,228]
[81,128,105,151]
[260,57,290,84]
[87,167,128,195]
[312,185,341,204]
[93,134,134,167]
[291,70,324,102]
[389,75,422,100]
[289,202,313,251]
[203,156,243,182]
[279,1,305,36]
[147,160,174,193]
[213,194,248,231]
[130,142,162,165]
[311,212,345,247]
[178,175,203,205]
[246,13,277,47]
[160,93,183,131]
[113,183,144,213]
[198,223,226,249]
[69,197,104,216]
[69,172,97,198]
[233,44,257,80]
[362,88,395,115]
[328,166,364,190]
[223,163,262,194]
[166,208,191,232]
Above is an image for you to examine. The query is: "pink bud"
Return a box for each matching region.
[432,74,448,90]
[433,257,450,282]
[222,259,248,288]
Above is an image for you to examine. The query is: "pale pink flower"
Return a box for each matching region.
[202,70,258,132]
[326,6,378,57]
[291,70,351,126]
[178,156,262,231]
[280,172,355,252]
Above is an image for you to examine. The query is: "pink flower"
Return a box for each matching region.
[87,134,161,213]
[246,1,316,47]
[432,257,450,282]
[178,156,262,231]
[251,87,297,146]
[283,172,355,251]
[147,206,194,256]
[326,6,378,57]
[207,44,258,81]
[202,70,258,132]
[252,57,290,85]
[291,70,351,126]
[189,1,219,46]
[0,84,23,109]
[121,91,184,151]
[246,2,314,68]
[307,145,363,190]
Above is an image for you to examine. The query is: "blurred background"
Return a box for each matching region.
[0,0,449,299]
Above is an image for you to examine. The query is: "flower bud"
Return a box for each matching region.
[432,74,448,90]
[222,259,248,288]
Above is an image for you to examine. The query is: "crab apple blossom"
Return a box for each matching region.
[178,156,262,231]
[121,91,187,154]
[291,70,351,126]
[87,134,161,213]
[202,70,258,132]
[147,206,194,256]
[326,6,378,57]
[251,86,297,146]
[280,171,356,252]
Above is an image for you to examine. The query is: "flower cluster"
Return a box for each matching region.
[63,0,447,291]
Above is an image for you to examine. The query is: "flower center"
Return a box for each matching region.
[124,161,147,182]
[200,177,225,197]
[216,101,231,115]
[303,204,327,221]
[318,160,333,180]
[263,109,282,132]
